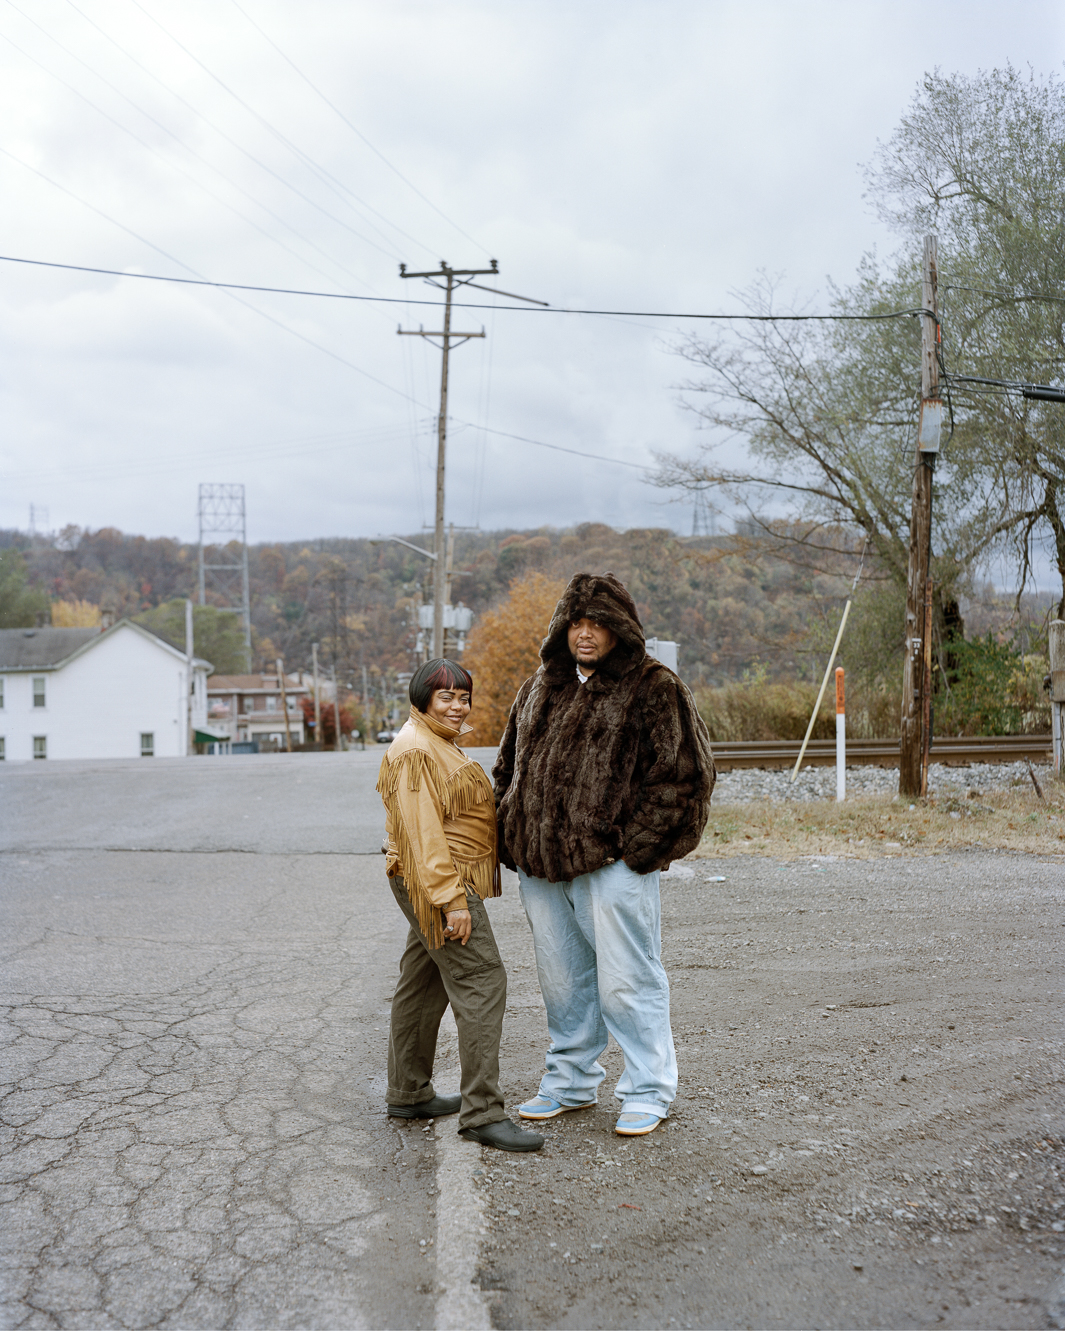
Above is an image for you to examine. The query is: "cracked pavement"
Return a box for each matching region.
[1,753,455,1329]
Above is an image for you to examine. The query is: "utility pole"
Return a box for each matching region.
[398,260,547,658]
[900,236,942,798]
[276,657,293,753]
[1050,620,1065,776]
[185,597,195,757]
[331,663,342,750]
[312,642,321,747]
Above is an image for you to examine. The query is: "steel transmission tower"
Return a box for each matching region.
[690,489,716,537]
[197,483,251,671]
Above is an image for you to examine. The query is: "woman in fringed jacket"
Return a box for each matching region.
[376,658,543,1152]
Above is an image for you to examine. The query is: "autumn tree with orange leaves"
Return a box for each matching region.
[463,572,566,745]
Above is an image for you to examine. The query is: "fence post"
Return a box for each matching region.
[835,667,846,802]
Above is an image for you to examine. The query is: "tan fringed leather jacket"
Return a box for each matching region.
[377,706,500,948]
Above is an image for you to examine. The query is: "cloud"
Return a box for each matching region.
[2,0,1063,542]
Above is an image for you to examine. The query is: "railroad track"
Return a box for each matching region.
[711,734,1052,771]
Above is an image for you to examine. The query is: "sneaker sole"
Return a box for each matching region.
[615,1117,662,1136]
[516,1102,591,1120]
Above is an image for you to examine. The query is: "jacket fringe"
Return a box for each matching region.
[377,747,498,948]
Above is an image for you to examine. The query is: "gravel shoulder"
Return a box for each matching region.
[479,853,1064,1330]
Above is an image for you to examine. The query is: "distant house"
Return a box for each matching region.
[206,674,309,750]
[0,621,212,761]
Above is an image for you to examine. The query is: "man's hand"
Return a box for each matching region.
[443,909,472,945]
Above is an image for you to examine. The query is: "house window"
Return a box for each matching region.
[244,697,254,713]
[33,735,46,759]
[0,677,4,709]
[140,732,154,757]
[0,736,5,760]
[32,677,46,708]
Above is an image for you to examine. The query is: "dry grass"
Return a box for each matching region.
[693,782,1065,859]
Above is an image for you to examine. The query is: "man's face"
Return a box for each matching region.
[568,616,618,673]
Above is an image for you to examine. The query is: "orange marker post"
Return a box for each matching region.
[835,666,845,802]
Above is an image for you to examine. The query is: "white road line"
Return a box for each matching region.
[434,1010,491,1331]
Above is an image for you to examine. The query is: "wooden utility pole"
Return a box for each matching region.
[312,641,321,747]
[900,236,941,797]
[276,657,293,753]
[185,597,195,757]
[1050,620,1065,775]
[398,261,547,658]
[398,263,489,659]
[331,663,342,750]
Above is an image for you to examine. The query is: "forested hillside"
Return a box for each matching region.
[1,522,1049,721]
[1,522,866,678]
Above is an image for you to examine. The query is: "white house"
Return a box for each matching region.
[0,621,212,761]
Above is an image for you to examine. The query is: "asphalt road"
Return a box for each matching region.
[1,751,1063,1330]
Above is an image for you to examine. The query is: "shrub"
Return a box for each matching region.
[298,695,359,744]
[694,667,900,741]
[937,634,1050,735]
[50,599,102,627]
[694,677,835,742]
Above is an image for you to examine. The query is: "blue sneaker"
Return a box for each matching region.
[517,1096,590,1120]
[615,1111,663,1136]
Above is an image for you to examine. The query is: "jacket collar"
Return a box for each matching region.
[409,704,475,743]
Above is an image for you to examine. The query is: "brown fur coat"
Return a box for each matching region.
[493,572,715,883]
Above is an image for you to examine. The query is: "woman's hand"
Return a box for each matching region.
[443,909,472,945]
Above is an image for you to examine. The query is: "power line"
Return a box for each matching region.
[0,153,425,408]
[0,253,934,322]
[945,373,1065,402]
[0,155,205,281]
[0,240,653,475]
[468,424,651,471]
[943,282,1065,305]
[227,0,482,261]
[0,13,386,298]
[125,0,414,262]
[58,0,406,265]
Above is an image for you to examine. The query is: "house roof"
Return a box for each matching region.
[0,627,99,668]
[0,621,212,672]
[207,674,307,692]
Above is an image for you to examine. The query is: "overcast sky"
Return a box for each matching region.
[2,0,1064,553]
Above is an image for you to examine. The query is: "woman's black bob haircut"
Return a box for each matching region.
[409,658,473,713]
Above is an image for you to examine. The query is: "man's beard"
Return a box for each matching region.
[572,646,609,668]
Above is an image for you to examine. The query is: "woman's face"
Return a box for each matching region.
[426,686,471,729]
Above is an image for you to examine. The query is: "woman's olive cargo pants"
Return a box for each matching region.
[386,874,508,1131]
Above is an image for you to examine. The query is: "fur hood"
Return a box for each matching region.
[539,572,645,680]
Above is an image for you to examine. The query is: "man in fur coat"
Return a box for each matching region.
[493,571,715,1136]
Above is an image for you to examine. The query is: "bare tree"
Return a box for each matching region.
[655,66,1065,618]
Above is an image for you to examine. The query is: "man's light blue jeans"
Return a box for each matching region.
[517,859,677,1118]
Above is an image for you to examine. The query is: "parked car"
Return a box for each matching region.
[376,728,399,744]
